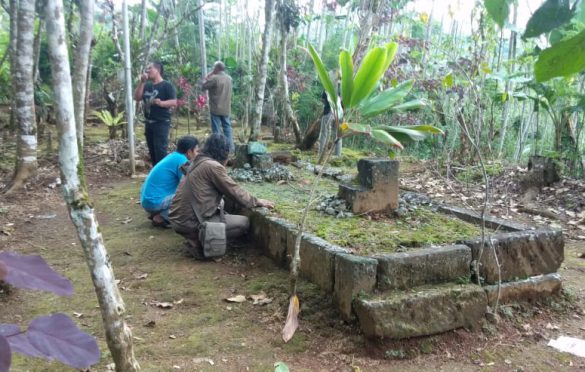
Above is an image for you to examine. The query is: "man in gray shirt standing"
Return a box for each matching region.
[203,61,234,152]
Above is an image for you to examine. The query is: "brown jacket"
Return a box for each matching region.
[169,155,258,233]
[202,72,232,116]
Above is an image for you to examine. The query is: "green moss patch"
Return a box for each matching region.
[241,167,484,255]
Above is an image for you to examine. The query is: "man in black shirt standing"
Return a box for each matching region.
[134,61,177,165]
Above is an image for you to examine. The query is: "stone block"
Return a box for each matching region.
[234,144,250,168]
[298,235,349,292]
[339,158,399,213]
[265,217,295,267]
[354,284,487,339]
[334,254,377,321]
[484,273,562,305]
[376,245,472,290]
[464,229,564,284]
[248,210,270,252]
[357,158,399,190]
[251,154,273,170]
[438,204,530,232]
[247,141,267,155]
[339,185,399,214]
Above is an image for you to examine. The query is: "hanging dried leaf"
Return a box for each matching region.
[282,295,300,342]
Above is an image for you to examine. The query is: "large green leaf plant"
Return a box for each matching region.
[307,42,443,156]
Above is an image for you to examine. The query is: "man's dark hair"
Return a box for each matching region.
[176,136,198,154]
[151,61,164,76]
[202,133,230,163]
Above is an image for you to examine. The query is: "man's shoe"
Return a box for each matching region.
[184,239,206,260]
[151,214,170,228]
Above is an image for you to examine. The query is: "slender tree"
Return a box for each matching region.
[249,0,275,141]
[276,0,302,144]
[196,0,207,78]
[5,0,37,194]
[352,0,381,66]
[72,0,94,148]
[44,0,140,370]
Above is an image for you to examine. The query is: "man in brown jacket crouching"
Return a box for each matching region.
[169,134,274,258]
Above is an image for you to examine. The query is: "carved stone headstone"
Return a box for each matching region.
[338,158,399,213]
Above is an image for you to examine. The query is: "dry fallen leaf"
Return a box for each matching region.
[192,357,214,365]
[225,295,246,303]
[153,301,174,309]
[249,292,273,305]
[73,312,84,318]
[169,335,176,339]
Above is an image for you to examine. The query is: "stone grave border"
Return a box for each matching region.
[236,195,564,339]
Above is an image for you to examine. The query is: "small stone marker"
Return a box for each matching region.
[339,158,399,213]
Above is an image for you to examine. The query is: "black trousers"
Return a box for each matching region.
[145,120,170,165]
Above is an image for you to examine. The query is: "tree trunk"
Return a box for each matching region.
[249,0,275,141]
[6,0,37,195]
[139,0,147,40]
[72,0,94,149]
[45,1,140,370]
[197,0,207,78]
[32,17,43,83]
[352,0,380,67]
[8,0,18,133]
[123,0,136,176]
[278,21,301,144]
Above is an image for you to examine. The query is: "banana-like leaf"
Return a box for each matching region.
[378,125,427,142]
[358,80,414,117]
[307,44,337,110]
[340,122,371,137]
[371,129,404,149]
[389,99,427,112]
[381,42,398,76]
[408,124,445,135]
[339,50,354,108]
[350,47,387,108]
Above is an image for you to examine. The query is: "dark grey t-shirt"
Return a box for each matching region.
[143,80,176,122]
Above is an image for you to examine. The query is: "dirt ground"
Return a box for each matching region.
[1,133,585,371]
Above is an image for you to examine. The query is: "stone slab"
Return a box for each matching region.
[357,158,399,190]
[339,185,398,214]
[464,229,564,284]
[234,144,251,168]
[376,245,472,290]
[484,273,562,305]
[438,205,531,232]
[294,235,349,292]
[265,217,296,267]
[354,284,487,339]
[334,254,377,321]
[251,154,273,170]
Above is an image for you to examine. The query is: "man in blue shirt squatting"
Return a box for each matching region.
[141,136,199,227]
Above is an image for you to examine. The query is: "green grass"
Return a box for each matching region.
[240,166,483,254]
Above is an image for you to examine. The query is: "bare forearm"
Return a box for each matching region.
[133,82,145,101]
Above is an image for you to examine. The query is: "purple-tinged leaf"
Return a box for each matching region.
[0,252,73,296]
[0,324,20,338]
[0,324,46,359]
[0,260,7,281]
[0,335,11,372]
[28,314,100,369]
